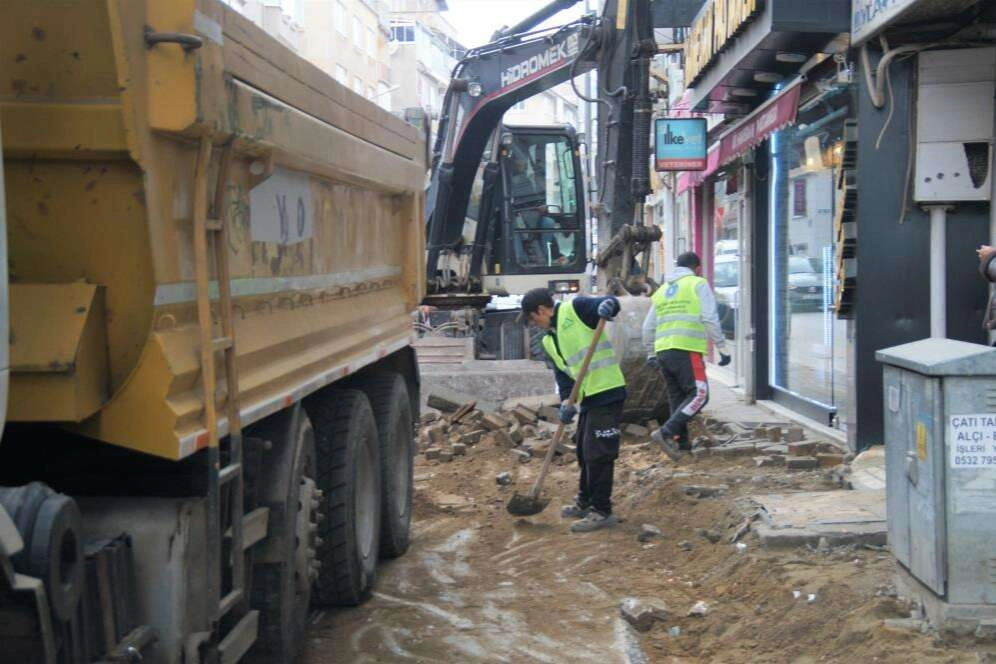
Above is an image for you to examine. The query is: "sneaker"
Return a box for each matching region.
[570,511,619,533]
[651,427,681,462]
[561,502,591,519]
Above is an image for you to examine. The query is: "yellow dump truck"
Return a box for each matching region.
[0,1,425,662]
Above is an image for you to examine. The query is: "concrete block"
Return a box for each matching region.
[786,456,818,470]
[619,597,668,632]
[427,393,461,412]
[438,450,454,462]
[460,430,484,446]
[482,413,509,431]
[787,441,817,457]
[538,406,560,422]
[424,447,441,460]
[451,443,467,456]
[816,453,845,468]
[785,425,805,442]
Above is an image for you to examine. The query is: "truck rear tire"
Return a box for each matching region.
[304,390,381,606]
[247,406,317,664]
[355,372,414,559]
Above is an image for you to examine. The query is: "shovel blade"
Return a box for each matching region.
[506,492,551,517]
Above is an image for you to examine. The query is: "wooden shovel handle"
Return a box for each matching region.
[528,318,608,500]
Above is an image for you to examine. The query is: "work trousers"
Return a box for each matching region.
[657,349,710,449]
[574,400,624,515]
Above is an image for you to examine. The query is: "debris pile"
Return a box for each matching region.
[419,393,576,469]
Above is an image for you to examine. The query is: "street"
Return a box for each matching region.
[302,382,990,663]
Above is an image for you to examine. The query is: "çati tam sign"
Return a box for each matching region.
[655,118,708,171]
[949,414,996,469]
[852,0,920,46]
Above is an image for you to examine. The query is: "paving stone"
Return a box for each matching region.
[786,456,818,470]
[495,472,511,486]
[711,442,757,457]
[753,456,783,468]
[619,597,668,632]
[510,407,538,425]
[427,394,461,412]
[754,426,769,439]
[638,524,663,543]
[538,406,560,422]
[482,413,509,431]
[460,430,485,446]
[787,441,817,457]
[624,423,650,437]
[785,425,805,442]
[681,485,729,498]
[816,453,845,468]
[759,444,788,455]
[438,450,454,462]
[492,430,513,448]
[695,528,721,544]
[767,427,783,442]
[420,412,440,425]
[426,424,447,445]
[451,443,467,456]
[424,447,441,460]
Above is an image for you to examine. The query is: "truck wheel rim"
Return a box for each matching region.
[356,434,377,561]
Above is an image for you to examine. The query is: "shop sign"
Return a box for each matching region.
[717,83,801,166]
[852,0,920,46]
[655,118,708,171]
[686,0,764,85]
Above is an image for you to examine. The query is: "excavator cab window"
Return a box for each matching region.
[501,131,584,274]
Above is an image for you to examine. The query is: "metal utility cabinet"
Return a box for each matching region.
[877,339,996,632]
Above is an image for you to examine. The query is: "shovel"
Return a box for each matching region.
[506,318,607,517]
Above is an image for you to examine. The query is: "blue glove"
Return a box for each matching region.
[645,355,660,371]
[597,298,620,320]
[559,402,577,424]
[718,353,732,367]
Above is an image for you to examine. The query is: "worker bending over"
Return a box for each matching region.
[644,252,730,459]
[521,288,626,533]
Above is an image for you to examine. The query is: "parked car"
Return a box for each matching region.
[713,254,739,339]
[787,255,823,311]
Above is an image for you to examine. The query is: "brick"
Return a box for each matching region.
[427,394,461,412]
[510,407,538,425]
[786,456,818,470]
[482,413,509,431]
[538,406,560,422]
[619,598,668,632]
[451,443,467,456]
[438,450,454,462]
[492,430,514,448]
[424,447,441,460]
[816,453,845,468]
[624,423,649,437]
[785,425,805,442]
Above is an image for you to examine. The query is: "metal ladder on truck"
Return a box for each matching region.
[191,135,259,663]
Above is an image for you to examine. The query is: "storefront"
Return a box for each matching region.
[677,0,852,428]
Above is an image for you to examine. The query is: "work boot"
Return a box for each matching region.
[651,427,682,462]
[570,511,619,533]
[560,501,591,519]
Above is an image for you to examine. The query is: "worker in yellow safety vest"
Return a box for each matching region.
[643,252,730,460]
[521,288,626,533]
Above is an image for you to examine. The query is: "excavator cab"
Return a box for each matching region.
[482,124,587,296]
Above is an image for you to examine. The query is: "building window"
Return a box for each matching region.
[390,23,415,43]
[335,65,347,85]
[353,76,364,95]
[353,16,363,48]
[335,1,346,34]
[366,26,375,57]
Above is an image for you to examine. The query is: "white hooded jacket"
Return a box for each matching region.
[642,267,728,357]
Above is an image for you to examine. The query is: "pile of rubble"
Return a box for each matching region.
[419,393,577,467]
[687,419,850,471]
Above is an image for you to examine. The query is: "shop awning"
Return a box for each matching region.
[675,80,802,194]
[716,81,802,167]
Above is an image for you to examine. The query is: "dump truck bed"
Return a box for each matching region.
[1,0,426,459]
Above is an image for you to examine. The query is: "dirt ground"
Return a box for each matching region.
[303,413,995,663]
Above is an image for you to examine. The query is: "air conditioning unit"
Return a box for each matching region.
[914,48,995,203]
